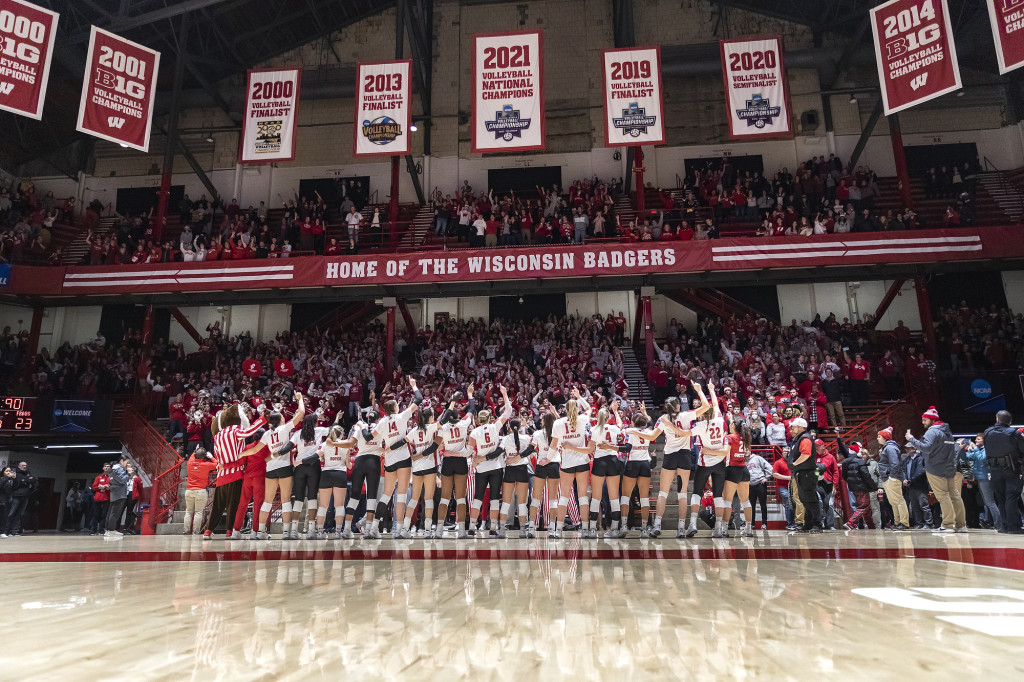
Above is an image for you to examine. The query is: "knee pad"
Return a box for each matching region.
[396,494,407,505]
[379,494,392,506]
[425,499,434,510]
[558,496,569,507]
[590,498,601,513]
[291,500,303,514]
[456,497,467,507]
[548,500,558,510]
[500,502,511,516]
[658,491,669,500]
[490,500,500,512]
[346,498,358,511]
[280,502,292,514]
[714,497,726,510]
[690,494,701,506]
[317,507,328,517]
[619,496,630,508]
[471,499,483,511]
[640,498,650,508]
[530,498,540,509]
[518,504,528,517]
[260,502,273,513]
[742,501,752,510]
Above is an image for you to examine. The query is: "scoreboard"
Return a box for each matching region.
[0,397,40,432]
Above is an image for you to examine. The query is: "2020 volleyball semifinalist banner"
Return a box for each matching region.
[987,0,1024,74]
[239,68,301,163]
[353,59,411,157]
[602,46,665,147]
[76,26,160,152]
[472,31,544,153]
[0,0,58,120]
[719,36,792,139]
[870,0,961,114]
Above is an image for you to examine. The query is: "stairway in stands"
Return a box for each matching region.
[60,216,118,265]
[401,205,436,248]
[619,346,655,412]
[613,192,637,230]
[875,175,1017,226]
[665,287,777,323]
[975,172,1024,223]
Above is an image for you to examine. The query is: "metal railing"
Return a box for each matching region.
[120,407,183,532]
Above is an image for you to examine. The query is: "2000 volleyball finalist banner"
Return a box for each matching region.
[0,0,58,120]
[719,37,792,139]
[602,46,665,147]
[472,31,544,153]
[76,27,159,152]
[987,0,1024,74]
[870,0,961,114]
[354,60,411,157]
[239,68,301,163]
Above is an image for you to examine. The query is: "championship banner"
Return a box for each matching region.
[472,31,544,153]
[601,46,665,147]
[240,68,301,163]
[354,60,411,157]
[76,26,160,152]
[987,0,1024,74]
[0,0,58,120]
[870,0,961,114]
[719,37,792,139]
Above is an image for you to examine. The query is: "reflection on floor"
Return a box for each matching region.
[2,532,1023,680]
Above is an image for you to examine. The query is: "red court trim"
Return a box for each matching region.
[2,546,1022,570]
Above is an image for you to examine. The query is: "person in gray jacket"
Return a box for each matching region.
[105,455,131,538]
[876,427,909,530]
[906,406,966,533]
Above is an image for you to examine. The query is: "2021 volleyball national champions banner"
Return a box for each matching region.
[719,37,792,139]
[239,68,301,163]
[353,60,411,157]
[472,31,544,153]
[870,0,961,114]
[987,0,1024,74]
[601,47,665,147]
[76,26,160,152]
[0,0,58,120]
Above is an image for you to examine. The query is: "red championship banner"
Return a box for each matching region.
[239,68,301,163]
[719,36,792,139]
[870,0,961,114]
[602,46,665,147]
[0,0,58,120]
[354,60,411,157]
[472,31,544,153]
[76,26,160,152]
[987,0,1024,74]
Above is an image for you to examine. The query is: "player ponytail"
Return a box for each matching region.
[542,412,555,442]
[741,424,752,452]
[663,397,680,418]
[300,415,316,444]
[566,399,578,426]
[417,407,434,430]
[383,399,399,415]
[632,412,649,428]
[511,418,522,452]
[595,408,609,439]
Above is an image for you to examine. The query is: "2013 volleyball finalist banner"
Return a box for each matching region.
[353,60,411,157]
[76,26,159,152]
[239,68,301,163]
[719,36,792,139]
[987,0,1024,74]
[870,0,961,114]
[472,31,544,153]
[0,0,59,120]
[602,46,665,147]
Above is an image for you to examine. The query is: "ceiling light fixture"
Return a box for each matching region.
[410,124,418,132]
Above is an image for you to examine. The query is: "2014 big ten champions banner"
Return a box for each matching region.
[870,0,961,114]
[240,68,301,163]
[353,60,411,157]
[472,31,544,153]
[987,0,1024,74]
[0,0,58,120]
[76,27,160,152]
[601,47,665,147]
[719,37,792,139]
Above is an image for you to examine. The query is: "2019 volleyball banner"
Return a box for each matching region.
[987,0,1024,74]
[472,31,544,153]
[0,0,58,120]
[76,26,160,152]
[601,46,665,147]
[353,60,411,157]
[719,36,792,139]
[239,68,301,163]
[870,0,961,114]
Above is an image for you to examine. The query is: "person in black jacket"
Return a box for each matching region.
[983,410,1024,534]
[840,437,878,530]
[821,369,845,427]
[902,446,934,529]
[0,466,13,536]
[3,462,36,536]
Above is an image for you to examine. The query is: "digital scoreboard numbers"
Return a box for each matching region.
[0,396,37,431]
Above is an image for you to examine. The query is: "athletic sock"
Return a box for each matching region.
[654,515,662,528]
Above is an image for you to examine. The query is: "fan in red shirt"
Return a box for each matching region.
[848,353,871,405]
[721,421,754,536]
[91,464,112,534]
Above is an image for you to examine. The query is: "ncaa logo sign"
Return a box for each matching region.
[970,380,992,399]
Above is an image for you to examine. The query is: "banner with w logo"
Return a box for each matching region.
[75,26,160,151]
[0,0,59,121]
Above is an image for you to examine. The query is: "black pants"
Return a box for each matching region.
[749,482,768,525]
[795,470,821,530]
[106,498,127,531]
[852,380,869,405]
[4,497,28,534]
[990,468,1024,533]
[348,455,382,515]
[123,499,140,533]
[292,460,321,506]
[91,500,109,532]
[474,469,503,503]
[203,480,242,533]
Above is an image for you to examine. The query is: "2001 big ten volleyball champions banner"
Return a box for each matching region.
[987,0,1024,74]
[354,60,411,157]
[0,0,58,120]
[240,68,301,163]
[870,0,961,114]
[602,47,665,147]
[719,37,792,139]
[76,26,159,152]
[472,31,544,153]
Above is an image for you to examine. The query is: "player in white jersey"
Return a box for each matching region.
[290,416,330,538]
[341,406,387,539]
[620,405,655,538]
[255,394,305,540]
[400,406,441,538]
[562,403,623,538]
[549,388,592,538]
[528,410,559,536]
[468,386,512,537]
[435,384,476,538]
[376,377,423,538]
[317,424,356,539]
[685,383,731,538]
[498,415,534,537]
